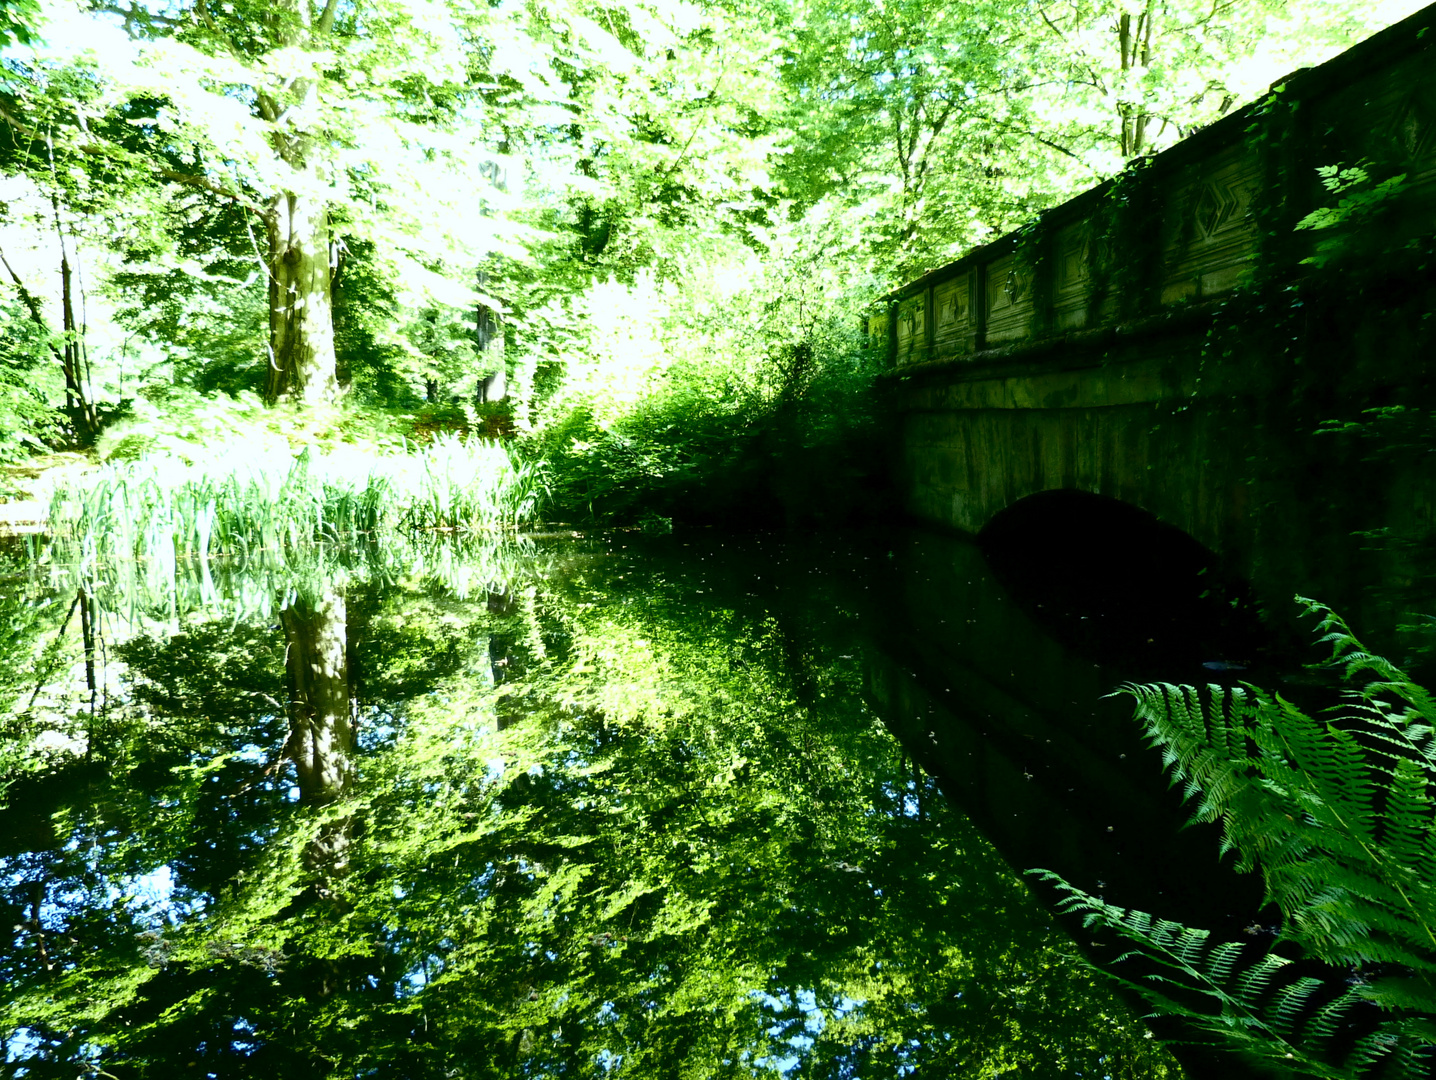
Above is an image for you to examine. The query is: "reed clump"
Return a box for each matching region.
[48,432,548,568]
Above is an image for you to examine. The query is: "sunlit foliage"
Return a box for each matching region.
[0,0,1423,470]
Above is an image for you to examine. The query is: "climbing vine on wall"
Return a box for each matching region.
[1085,157,1162,324]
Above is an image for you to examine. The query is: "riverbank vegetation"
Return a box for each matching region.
[50,415,547,567]
[1,0,1423,534]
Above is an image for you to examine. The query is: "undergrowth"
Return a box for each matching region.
[94,385,482,464]
[527,348,892,528]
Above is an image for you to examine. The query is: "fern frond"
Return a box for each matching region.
[1122,636,1436,970]
[1299,596,1436,739]
[1359,975,1436,1014]
[1341,1029,1428,1077]
[1379,759,1436,868]
[1034,601,1436,1076]
[1036,873,1436,1078]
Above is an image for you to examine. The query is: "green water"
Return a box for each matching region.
[0,531,1186,1078]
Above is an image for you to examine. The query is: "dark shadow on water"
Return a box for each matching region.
[978,491,1273,681]
[835,512,1381,1080]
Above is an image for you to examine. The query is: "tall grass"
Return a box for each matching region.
[48,433,548,570]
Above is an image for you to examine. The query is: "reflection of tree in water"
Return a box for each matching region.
[0,540,1181,1078]
[279,586,354,892]
[282,588,353,809]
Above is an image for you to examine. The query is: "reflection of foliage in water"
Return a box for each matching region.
[0,553,56,797]
[1,541,1178,1077]
[0,534,541,811]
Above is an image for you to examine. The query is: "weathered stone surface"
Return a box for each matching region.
[877,5,1436,645]
[871,6,1436,362]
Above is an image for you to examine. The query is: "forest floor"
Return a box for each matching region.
[0,451,96,533]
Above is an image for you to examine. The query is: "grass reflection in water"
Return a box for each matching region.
[0,535,1179,1078]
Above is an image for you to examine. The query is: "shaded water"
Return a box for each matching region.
[0,527,1280,1078]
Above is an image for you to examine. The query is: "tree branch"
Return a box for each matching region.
[658,58,729,180]
[1036,4,1069,44]
[990,117,1096,169]
[152,161,264,212]
[192,0,243,56]
[316,0,341,36]
[0,104,265,213]
[0,244,51,331]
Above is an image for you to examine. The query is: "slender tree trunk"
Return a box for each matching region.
[45,140,97,437]
[1118,13,1136,156]
[488,589,520,731]
[59,252,88,429]
[263,182,339,404]
[475,269,506,404]
[0,198,99,441]
[1117,2,1159,157]
[78,586,96,720]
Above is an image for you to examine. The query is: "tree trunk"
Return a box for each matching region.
[258,0,340,406]
[1116,3,1158,158]
[487,589,524,731]
[263,183,339,404]
[58,248,96,439]
[475,270,506,404]
[0,234,96,443]
[282,587,352,805]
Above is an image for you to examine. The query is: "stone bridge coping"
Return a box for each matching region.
[869,1,1436,374]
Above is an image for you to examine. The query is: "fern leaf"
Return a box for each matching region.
[1035,601,1436,1076]
[1378,759,1434,871]
[1268,976,1330,1036]
[1359,975,1436,1013]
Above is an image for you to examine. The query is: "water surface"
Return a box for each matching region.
[1,529,1230,1078]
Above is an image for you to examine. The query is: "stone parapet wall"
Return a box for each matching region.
[870,4,1436,371]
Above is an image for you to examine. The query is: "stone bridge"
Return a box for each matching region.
[873,5,1436,644]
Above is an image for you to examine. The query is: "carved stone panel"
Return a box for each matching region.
[1346,52,1436,166]
[866,311,890,359]
[932,272,972,356]
[1391,88,1436,161]
[1052,222,1091,332]
[1161,145,1260,305]
[1301,50,1436,255]
[895,294,927,366]
[879,14,1436,365]
[985,254,1034,344]
[1362,57,1436,199]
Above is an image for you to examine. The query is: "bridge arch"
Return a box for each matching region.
[977,489,1266,671]
[901,392,1259,563]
